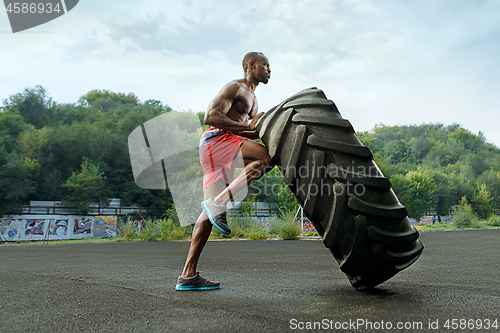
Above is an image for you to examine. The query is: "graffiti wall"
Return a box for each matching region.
[302,220,317,233]
[0,215,119,242]
[94,215,118,238]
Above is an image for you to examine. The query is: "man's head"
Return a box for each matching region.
[242,52,271,84]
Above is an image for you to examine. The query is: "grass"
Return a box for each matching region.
[244,223,268,240]
[209,209,305,241]
[414,201,498,232]
[302,231,319,236]
[209,215,268,240]
[158,218,190,240]
[116,217,191,242]
[486,214,500,227]
[120,218,139,241]
[414,222,460,232]
[139,219,158,242]
[269,210,302,240]
[414,220,500,232]
[5,212,498,246]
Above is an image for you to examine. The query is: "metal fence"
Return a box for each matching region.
[21,199,161,216]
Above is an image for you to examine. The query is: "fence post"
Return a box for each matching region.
[301,206,304,234]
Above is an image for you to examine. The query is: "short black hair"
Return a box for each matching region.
[242,52,266,71]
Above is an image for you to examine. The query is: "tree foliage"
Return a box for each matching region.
[0,86,171,216]
[0,153,39,216]
[453,196,479,228]
[391,169,438,218]
[1,86,499,223]
[62,158,110,214]
[471,184,496,219]
[358,123,500,218]
[249,166,299,215]
[2,85,54,128]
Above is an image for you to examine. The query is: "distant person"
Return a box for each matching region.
[176,52,272,291]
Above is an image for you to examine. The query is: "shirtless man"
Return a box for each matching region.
[175,52,272,291]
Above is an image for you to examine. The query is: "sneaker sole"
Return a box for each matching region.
[201,201,230,234]
[175,284,220,291]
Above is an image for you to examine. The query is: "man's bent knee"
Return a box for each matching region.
[256,153,272,173]
[248,158,271,180]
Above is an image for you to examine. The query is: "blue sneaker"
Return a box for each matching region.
[175,273,220,291]
[201,197,231,234]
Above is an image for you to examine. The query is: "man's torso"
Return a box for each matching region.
[225,79,258,125]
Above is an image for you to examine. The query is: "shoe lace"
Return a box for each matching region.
[219,212,227,224]
[198,275,212,286]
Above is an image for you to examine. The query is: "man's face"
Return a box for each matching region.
[252,56,271,84]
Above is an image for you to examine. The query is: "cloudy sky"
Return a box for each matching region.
[1,0,499,146]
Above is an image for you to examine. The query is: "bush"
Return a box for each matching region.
[278,220,302,240]
[471,184,496,219]
[210,214,268,240]
[453,197,479,229]
[239,197,256,217]
[120,219,138,241]
[486,214,500,227]
[139,219,158,242]
[226,214,248,238]
[268,216,280,236]
[274,209,302,240]
[245,223,268,240]
[158,218,189,240]
[209,199,269,239]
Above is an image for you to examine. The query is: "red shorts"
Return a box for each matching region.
[199,127,248,189]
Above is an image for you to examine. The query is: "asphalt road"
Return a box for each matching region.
[0,229,499,333]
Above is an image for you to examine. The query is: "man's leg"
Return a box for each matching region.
[212,139,272,207]
[181,179,226,279]
[180,140,271,280]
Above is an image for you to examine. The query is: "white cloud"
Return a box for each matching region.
[1,0,499,146]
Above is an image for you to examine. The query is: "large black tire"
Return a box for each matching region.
[256,88,423,290]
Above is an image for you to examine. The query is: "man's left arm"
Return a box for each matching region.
[238,100,264,139]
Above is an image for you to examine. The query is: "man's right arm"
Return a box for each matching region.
[204,82,255,132]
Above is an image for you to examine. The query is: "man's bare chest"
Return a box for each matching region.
[232,90,256,115]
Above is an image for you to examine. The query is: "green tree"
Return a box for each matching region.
[0,153,39,216]
[240,194,256,217]
[447,128,484,152]
[453,196,478,228]
[0,107,37,215]
[409,136,431,163]
[431,171,465,216]
[78,89,139,109]
[471,184,496,219]
[249,166,299,214]
[5,85,500,224]
[476,169,500,208]
[0,108,28,151]
[2,85,54,128]
[383,140,409,164]
[61,158,110,214]
[392,169,438,219]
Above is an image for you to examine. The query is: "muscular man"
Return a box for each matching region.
[175,52,272,291]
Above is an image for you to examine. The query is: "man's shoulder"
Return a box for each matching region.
[220,79,246,98]
[222,79,245,90]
